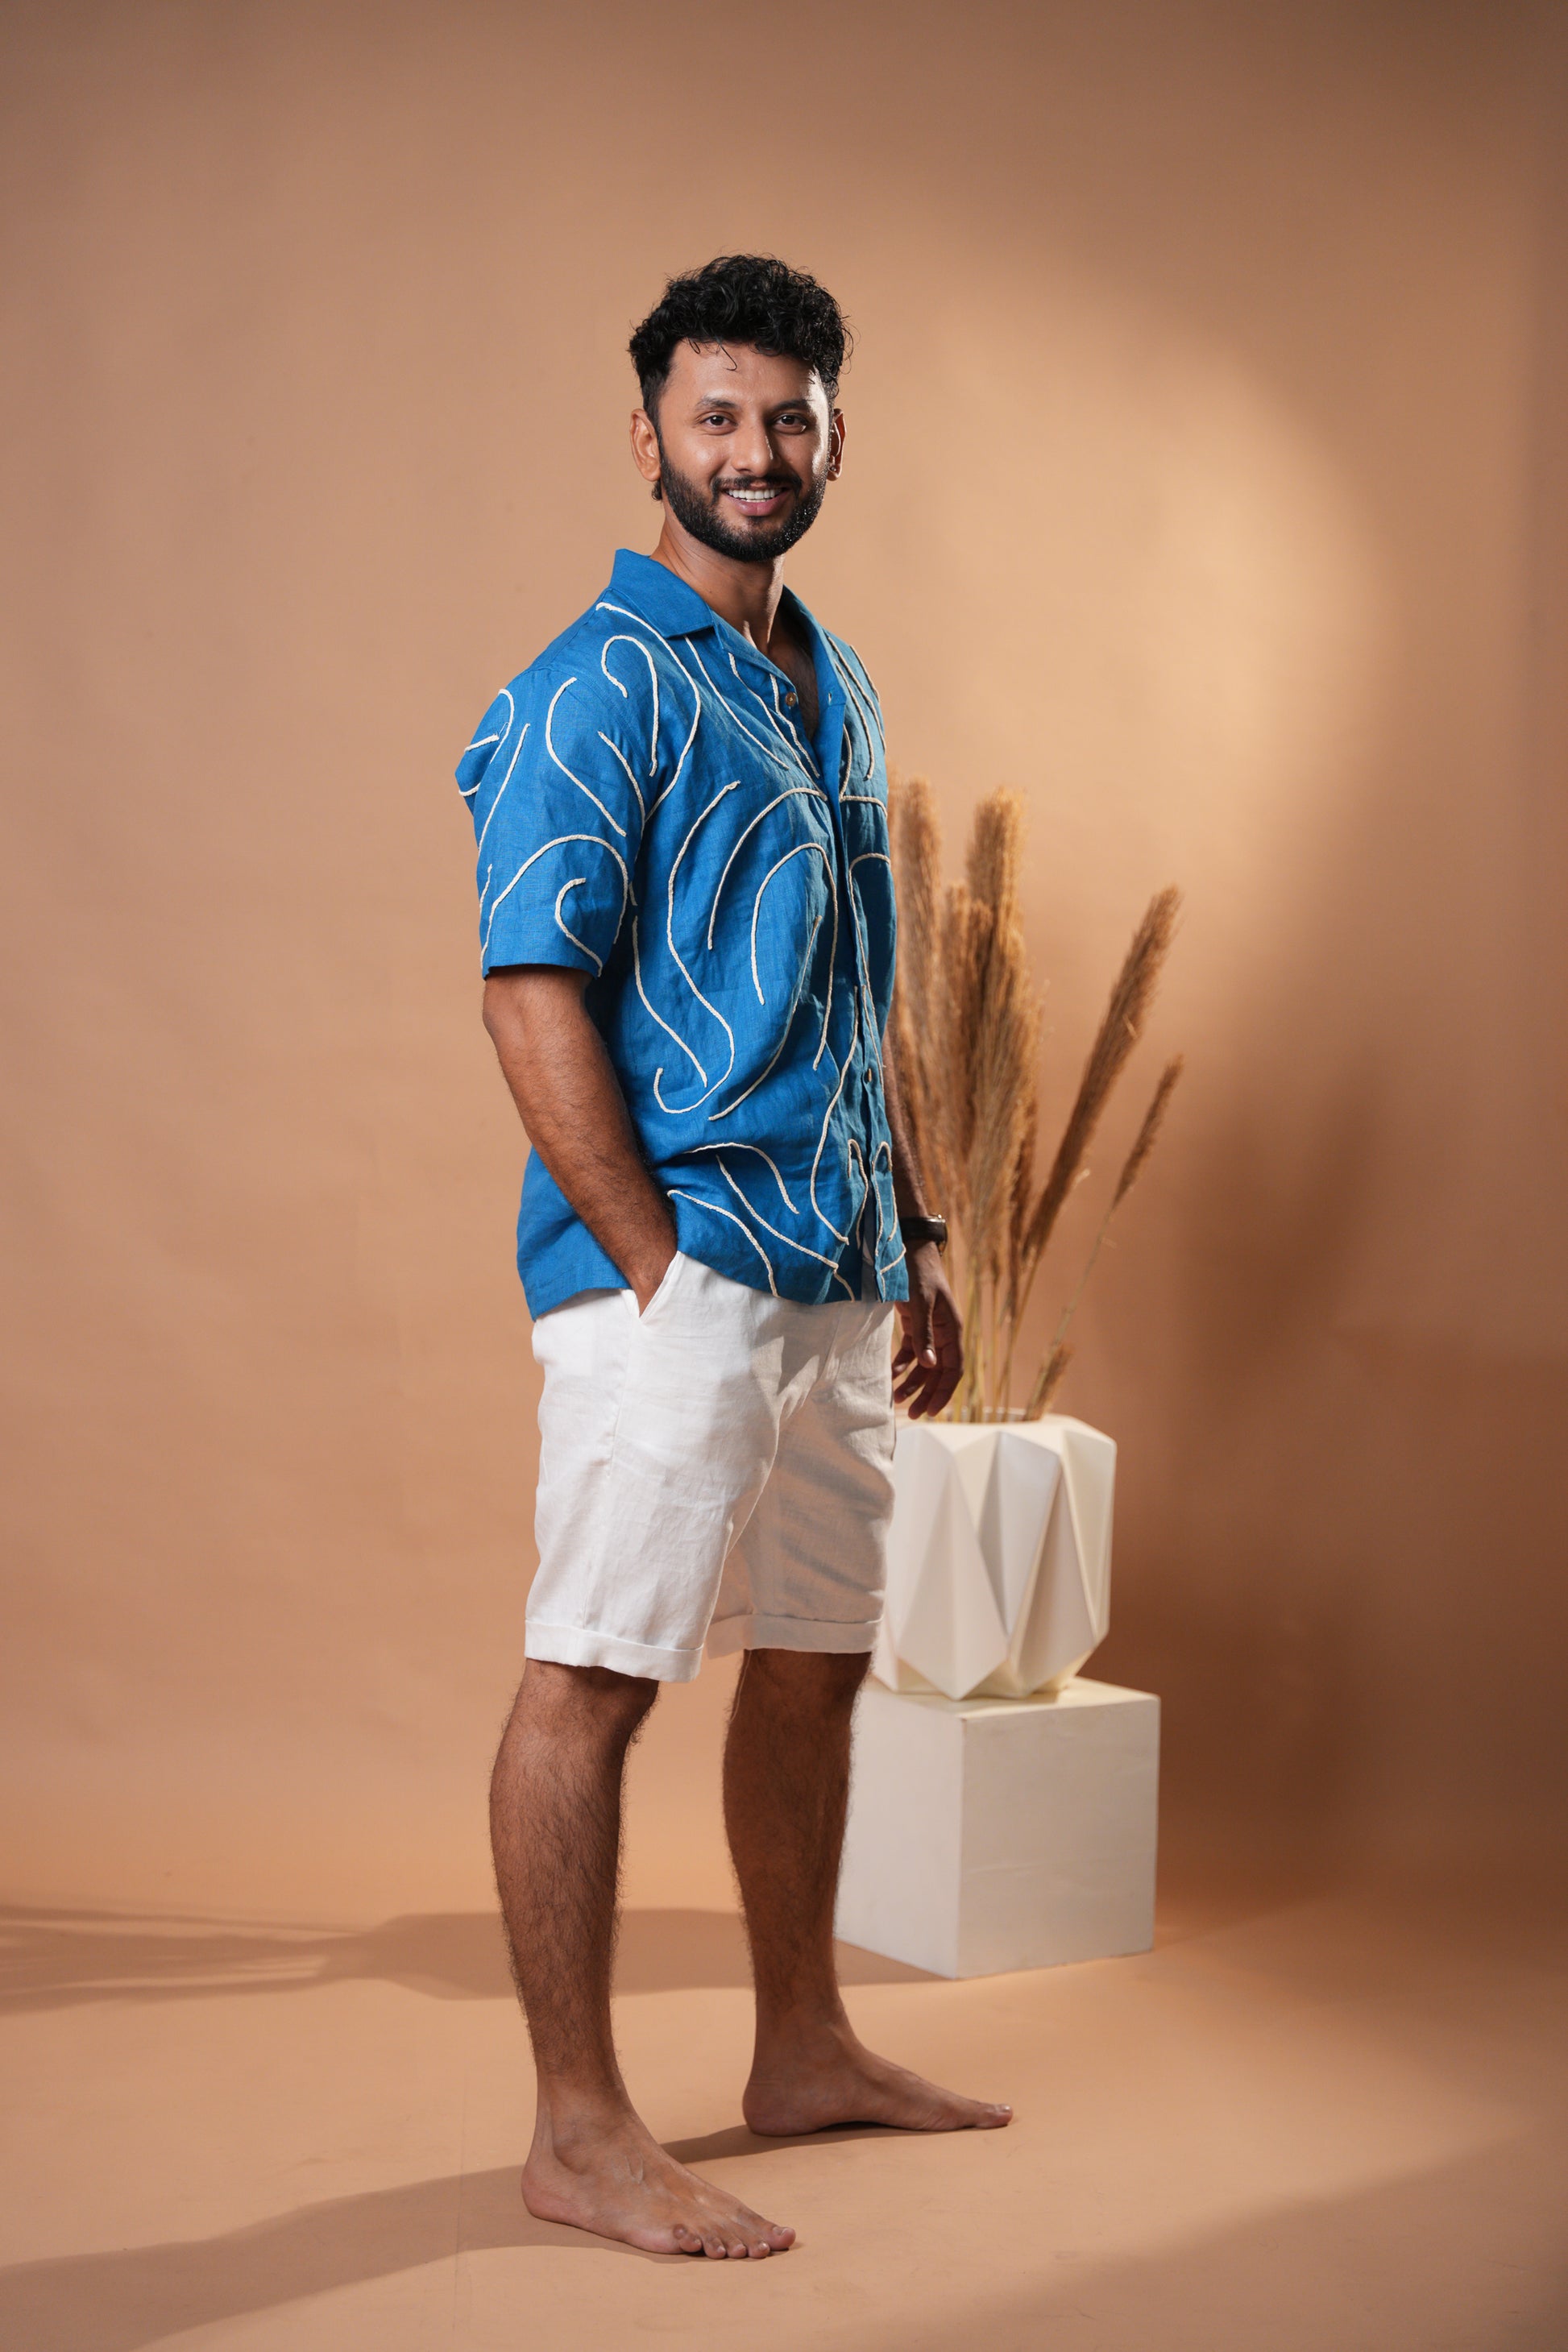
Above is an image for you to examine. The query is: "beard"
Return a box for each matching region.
[656,445,828,564]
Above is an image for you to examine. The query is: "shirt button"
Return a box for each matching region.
[784,691,799,708]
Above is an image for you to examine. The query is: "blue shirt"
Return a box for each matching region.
[458,549,907,1319]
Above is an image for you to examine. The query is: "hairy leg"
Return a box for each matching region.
[491,1657,794,2255]
[724,1647,1011,2135]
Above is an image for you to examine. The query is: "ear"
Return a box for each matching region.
[828,408,846,480]
[629,406,663,487]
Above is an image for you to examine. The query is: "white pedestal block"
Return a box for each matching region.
[835,1676,1159,1978]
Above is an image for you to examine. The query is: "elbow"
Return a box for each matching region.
[481,976,517,1047]
[482,963,584,1052]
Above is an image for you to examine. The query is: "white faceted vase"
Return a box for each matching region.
[873,1416,1116,1703]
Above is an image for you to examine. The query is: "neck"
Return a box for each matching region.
[650,520,789,650]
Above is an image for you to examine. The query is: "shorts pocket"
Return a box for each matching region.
[628,1248,688,1324]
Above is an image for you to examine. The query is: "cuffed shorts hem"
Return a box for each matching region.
[705,1609,882,1659]
[524,1620,704,1684]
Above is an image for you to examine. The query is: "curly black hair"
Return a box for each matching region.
[628,254,851,416]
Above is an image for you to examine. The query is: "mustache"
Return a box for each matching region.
[712,475,796,496]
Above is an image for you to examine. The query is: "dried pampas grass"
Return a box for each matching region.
[1023,1056,1184,1418]
[888,780,1182,1421]
[1031,1341,1073,1417]
[888,774,949,1210]
[1017,888,1180,1278]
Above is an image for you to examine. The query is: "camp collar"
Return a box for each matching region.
[605,546,823,666]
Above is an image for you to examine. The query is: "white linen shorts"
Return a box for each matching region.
[527,1251,898,1682]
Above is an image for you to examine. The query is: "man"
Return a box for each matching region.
[459,255,1010,2263]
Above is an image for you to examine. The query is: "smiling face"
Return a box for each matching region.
[630,340,844,566]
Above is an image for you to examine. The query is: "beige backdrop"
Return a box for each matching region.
[4,0,1565,1924]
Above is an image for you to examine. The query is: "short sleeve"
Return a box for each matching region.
[457,666,646,977]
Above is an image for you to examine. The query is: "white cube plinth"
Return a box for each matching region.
[835,1676,1159,1978]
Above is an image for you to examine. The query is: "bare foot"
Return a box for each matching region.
[522,2111,795,2257]
[743,2021,1011,2137]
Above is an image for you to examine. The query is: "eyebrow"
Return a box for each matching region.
[687,393,815,413]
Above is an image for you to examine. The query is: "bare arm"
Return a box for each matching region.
[483,966,676,1311]
[882,1046,963,1421]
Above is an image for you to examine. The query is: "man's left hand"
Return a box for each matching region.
[893,1242,963,1421]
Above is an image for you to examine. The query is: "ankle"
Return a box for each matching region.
[529,2086,642,2162]
[750,2001,854,2061]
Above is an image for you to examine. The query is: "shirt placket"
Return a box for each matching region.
[812,668,889,1298]
[745,635,888,1301]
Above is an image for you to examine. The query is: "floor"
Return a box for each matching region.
[4,1663,1566,2350]
[3,1862,1566,2350]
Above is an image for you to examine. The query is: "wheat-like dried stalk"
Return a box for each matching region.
[1006,885,1180,1376]
[939,881,989,1222]
[966,787,1023,935]
[1111,1055,1184,1210]
[1023,1056,1184,1417]
[1006,1067,1037,1311]
[888,773,952,1210]
[952,791,1038,1412]
[964,793,1035,1283]
[1031,1342,1073,1417]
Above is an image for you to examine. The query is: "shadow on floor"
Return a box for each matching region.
[6,2126,1564,2352]
[0,2163,631,2352]
[0,2122,903,2352]
[664,2120,895,2163]
[872,2134,1568,2352]
[0,1902,932,2014]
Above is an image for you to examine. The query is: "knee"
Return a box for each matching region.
[746,1647,869,1711]
[524,1657,660,1737]
[581,1662,662,1730]
[816,1650,872,1709]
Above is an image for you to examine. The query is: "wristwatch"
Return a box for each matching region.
[899,1213,949,1254]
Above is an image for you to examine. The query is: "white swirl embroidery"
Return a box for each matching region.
[467,594,901,1298]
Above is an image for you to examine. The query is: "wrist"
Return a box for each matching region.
[627,1229,678,1306]
[906,1239,948,1297]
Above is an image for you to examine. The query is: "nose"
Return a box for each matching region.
[730,415,782,478]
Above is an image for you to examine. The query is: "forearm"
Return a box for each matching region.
[881,1030,961,1413]
[881,1043,929,1221]
[483,967,676,1304]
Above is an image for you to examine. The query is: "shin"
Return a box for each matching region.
[489,1658,657,2124]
